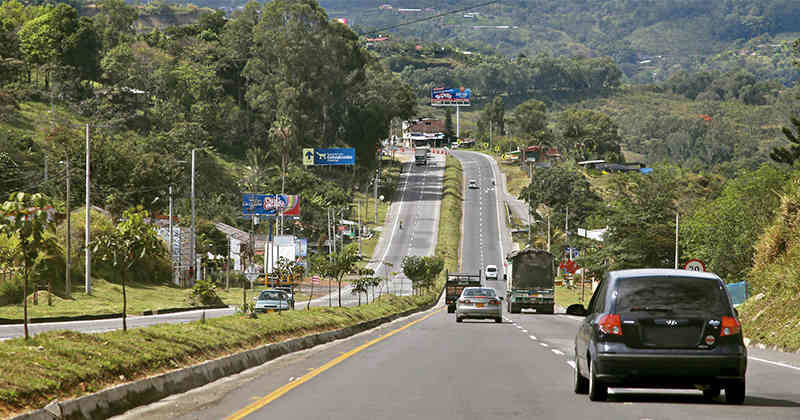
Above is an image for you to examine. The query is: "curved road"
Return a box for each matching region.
[110,151,800,420]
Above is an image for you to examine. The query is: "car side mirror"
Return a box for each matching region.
[499,296,504,301]
[566,304,588,316]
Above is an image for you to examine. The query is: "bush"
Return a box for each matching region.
[187,279,223,306]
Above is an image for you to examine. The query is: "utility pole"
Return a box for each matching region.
[456,105,460,140]
[374,171,379,224]
[489,119,493,149]
[566,205,570,261]
[65,157,71,298]
[527,164,532,246]
[547,214,551,253]
[357,199,362,257]
[84,124,91,295]
[169,185,175,285]
[191,149,197,284]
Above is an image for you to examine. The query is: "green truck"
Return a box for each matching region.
[505,248,555,314]
[445,269,482,313]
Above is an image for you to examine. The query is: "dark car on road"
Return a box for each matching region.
[568,269,747,403]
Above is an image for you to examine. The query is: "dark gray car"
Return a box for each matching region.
[568,269,747,403]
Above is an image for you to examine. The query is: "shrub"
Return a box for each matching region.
[187,279,223,306]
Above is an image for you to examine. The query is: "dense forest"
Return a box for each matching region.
[0,0,414,240]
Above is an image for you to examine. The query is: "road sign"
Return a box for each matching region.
[683,259,706,272]
[303,148,355,166]
[302,148,314,166]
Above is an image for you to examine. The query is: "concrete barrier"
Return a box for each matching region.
[11,295,442,420]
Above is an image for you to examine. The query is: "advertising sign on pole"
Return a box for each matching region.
[431,86,471,106]
[302,148,355,166]
[242,194,301,216]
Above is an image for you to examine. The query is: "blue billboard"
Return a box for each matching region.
[242,194,286,216]
[303,148,355,166]
[431,87,471,106]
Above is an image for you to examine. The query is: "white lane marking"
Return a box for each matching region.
[567,360,576,370]
[521,329,528,333]
[529,335,537,340]
[289,377,295,382]
[750,356,800,372]
[552,349,565,356]
[540,343,549,347]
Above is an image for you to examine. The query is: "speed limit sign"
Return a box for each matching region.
[683,259,706,272]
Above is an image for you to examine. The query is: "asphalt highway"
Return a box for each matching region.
[107,150,800,420]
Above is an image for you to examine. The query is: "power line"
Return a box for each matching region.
[362,0,501,36]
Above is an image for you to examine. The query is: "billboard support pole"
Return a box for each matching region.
[456,105,460,139]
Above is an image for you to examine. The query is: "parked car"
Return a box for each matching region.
[485,264,498,280]
[274,286,295,309]
[456,287,503,323]
[568,269,747,403]
[253,289,291,313]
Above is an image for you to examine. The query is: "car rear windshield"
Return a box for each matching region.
[614,276,729,313]
[487,267,496,272]
[463,288,496,297]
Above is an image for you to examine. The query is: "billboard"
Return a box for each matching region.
[242,194,301,216]
[303,148,355,166]
[431,87,471,106]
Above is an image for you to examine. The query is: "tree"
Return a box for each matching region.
[92,206,164,331]
[770,116,800,166]
[519,165,599,228]
[0,192,56,340]
[401,255,444,294]
[328,245,360,307]
[593,168,680,270]
[556,109,622,162]
[92,0,137,53]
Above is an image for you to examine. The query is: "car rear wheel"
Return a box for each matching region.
[573,357,589,394]
[494,317,502,323]
[456,316,462,323]
[447,305,455,313]
[588,361,607,401]
[509,304,521,314]
[725,380,746,404]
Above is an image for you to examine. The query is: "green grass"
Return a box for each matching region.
[0,293,438,418]
[435,156,463,275]
[554,283,592,310]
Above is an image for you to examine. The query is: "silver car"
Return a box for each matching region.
[456,287,503,323]
[254,289,291,313]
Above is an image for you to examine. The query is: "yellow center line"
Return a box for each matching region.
[226,307,444,420]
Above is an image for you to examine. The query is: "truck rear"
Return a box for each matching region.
[445,269,481,313]
[505,248,554,314]
[415,148,428,166]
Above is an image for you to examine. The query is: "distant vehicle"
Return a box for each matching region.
[468,179,478,189]
[485,264,498,280]
[456,287,503,323]
[415,148,427,166]
[505,248,554,314]
[568,268,747,403]
[253,289,291,313]
[445,269,481,313]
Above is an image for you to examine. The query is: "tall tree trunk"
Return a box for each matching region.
[307,282,313,310]
[338,278,342,307]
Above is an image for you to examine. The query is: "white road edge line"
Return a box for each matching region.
[750,356,800,372]
[540,343,549,347]
[552,349,565,356]
[521,329,528,333]
[566,360,576,369]
[529,335,537,340]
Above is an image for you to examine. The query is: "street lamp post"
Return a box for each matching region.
[191,149,197,284]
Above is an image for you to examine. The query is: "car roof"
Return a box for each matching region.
[486,265,497,269]
[608,268,720,281]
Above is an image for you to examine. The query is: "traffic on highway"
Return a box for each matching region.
[107,150,800,420]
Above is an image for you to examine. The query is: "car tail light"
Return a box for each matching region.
[488,299,499,305]
[598,314,623,336]
[459,299,471,304]
[720,316,741,336]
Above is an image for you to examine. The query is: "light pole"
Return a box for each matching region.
[191,149,197,284]
[84,124,91,295]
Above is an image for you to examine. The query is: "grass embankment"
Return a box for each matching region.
[0,295,434,418]
[435,156,463,276]
[554,282,593,310]
[738,182,800,352]
[0,155,464,417]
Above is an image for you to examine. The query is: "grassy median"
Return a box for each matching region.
[0,155,464,418]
